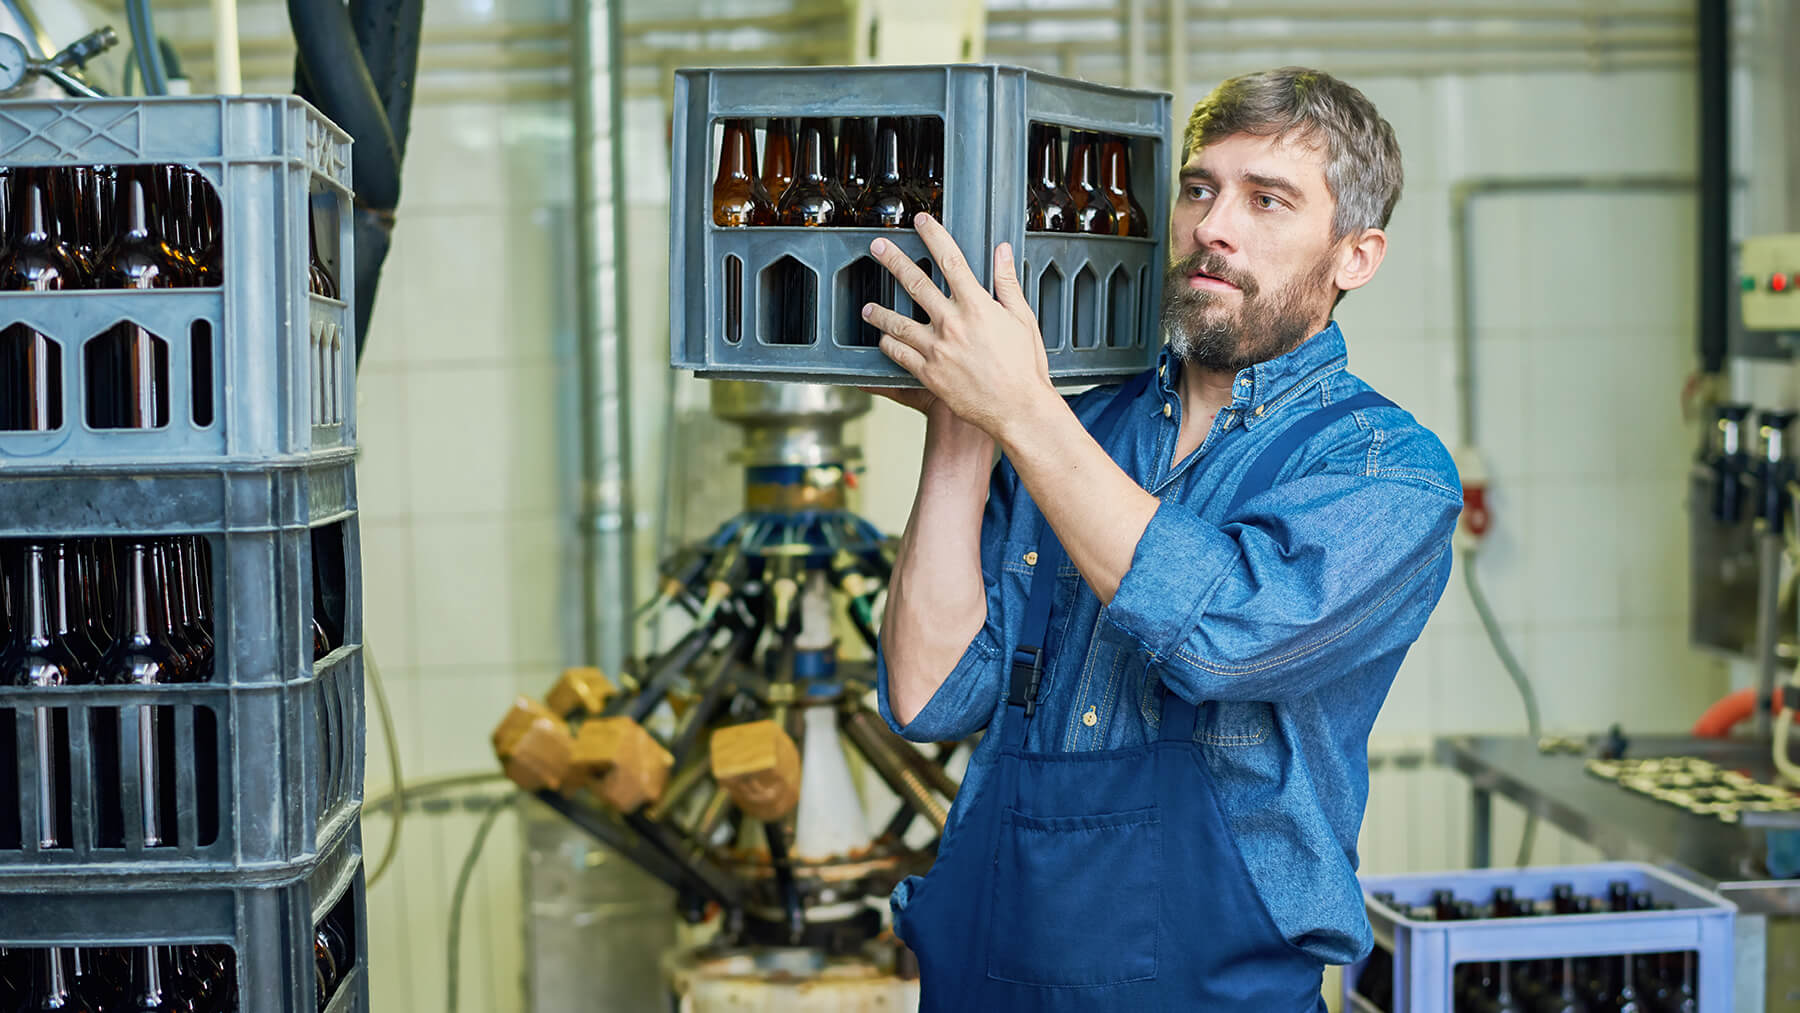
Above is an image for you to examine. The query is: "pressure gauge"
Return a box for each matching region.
[0,34,32,94]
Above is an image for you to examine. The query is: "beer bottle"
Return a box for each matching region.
[1063,132,1115,235]
[186,169,222,288]
[854,117,923,229]
[61,167,106,276]
[836,116,874,205]
[1098,134,1149,237]
[912,117,944,217]
[712,119,775,228]
[19,949,101,1012]
[120,947,188,1012]
[99,540,193,687]
[165,539,212,681]
[49,543,105,680]
[776,118,848,227]
[314,927,338,1007]
[90,165,186,430]
[3,542,92,688]
[1545,957,1592,1013]
[0,168,85,433]
[760,118,797,207]
[1026,124,1075,234]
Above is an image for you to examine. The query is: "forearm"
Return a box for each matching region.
[881,408,995,726]
[998,393,1159,605]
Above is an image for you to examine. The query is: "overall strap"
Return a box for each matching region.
[1223,391,1395,518]
[1007,369,1155,723]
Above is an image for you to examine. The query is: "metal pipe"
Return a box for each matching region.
[986,3,1695,22]
[573,0,636,676]
[1124,0,1145,89]
[1450,175,1695,447]
[210,0,241,93]
[1164,0,1184,153]
[1696,0,1728,375]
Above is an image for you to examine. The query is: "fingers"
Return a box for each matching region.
[878,334,927,379]
[870,236,948,319]
[912,214,986,303]
[863,302,931,353]
[991,243,1030,322]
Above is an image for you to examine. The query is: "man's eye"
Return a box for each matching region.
[1186,185,1212,200]
[1255,194,1281,210]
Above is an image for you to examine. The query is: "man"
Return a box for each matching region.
[863,68,1462,1010]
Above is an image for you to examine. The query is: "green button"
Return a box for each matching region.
[1743,276,1759,292]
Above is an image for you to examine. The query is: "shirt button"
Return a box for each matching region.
[1082,707,1098,727]
[1023,551,1038,566]
[1254,404,1266,416]
[1162,403,1172,418]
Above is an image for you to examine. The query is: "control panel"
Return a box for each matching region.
[1741,233,1800,331]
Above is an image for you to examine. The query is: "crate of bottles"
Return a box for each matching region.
[0,644,362,876]
[0,459,362,688]
[0,820,368,1012]
[0,95,354,470]
[670,64,1171,386]
[1344,862,1735,1012]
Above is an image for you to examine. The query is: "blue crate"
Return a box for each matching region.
[670,64,1171,386]
[0,819,368,1013]
[0,96,354,470]
[1344,862,1736,1012]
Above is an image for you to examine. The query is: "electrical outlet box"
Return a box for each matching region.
[1741,233,1800,331]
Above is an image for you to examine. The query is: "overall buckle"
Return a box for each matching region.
[1009,646,1044,717]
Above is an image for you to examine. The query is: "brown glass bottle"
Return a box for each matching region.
[183,168,222,288]
[1098,135,1149,237]
[712,118,775,228]
[836,116,874,205]
[165,538,213,681]
[3,542,94,688]
[854,117,923,228]
[90,165,186,430]
[99,541,193,688]
[314,928,339,1008]
[19,949,101,1012]
[1026,123,1075,234]
[0,168,85,433]
[760,118,797,207]
[119,947,189,1013]
[912,117,944,217]
[1064,132,1115,235]
[776,118,848,227]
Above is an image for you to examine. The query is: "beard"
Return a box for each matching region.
[1160,249,1337,373]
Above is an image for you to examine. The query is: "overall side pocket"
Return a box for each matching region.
[987,806,1162,987]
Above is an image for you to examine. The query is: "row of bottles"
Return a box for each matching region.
[0,538,215,687]
[1025,123,1148,237]
[713,116,944,229]
[1357,882,1697,1013]
[0,945,237,1013]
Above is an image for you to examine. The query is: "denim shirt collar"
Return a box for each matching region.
[1155,321,1351,430]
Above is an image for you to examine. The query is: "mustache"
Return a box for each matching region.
[1168,251,1256,297]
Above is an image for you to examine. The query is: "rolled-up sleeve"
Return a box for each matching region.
[875,461,1022,742]
[1105,471,1461,703]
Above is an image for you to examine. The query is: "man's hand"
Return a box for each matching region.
[862,215,1058,440]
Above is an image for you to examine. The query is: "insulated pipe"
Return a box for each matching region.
[287,0,400,211]
[573,0,636,676]
[1696,0,1728,374]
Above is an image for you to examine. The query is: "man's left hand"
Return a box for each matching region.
[863,214,1057,440]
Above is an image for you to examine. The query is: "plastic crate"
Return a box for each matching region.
[1345,862,1736,1012]
[0,95,355,470]
[0,820,369,1013]
[669,64,1171,386]
[0,459,361,687]
[0,647,362,876]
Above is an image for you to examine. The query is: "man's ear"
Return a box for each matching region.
[1334,227,1387,294]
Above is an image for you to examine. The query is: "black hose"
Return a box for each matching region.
[1696,0,1729,374]
[351,0,426,160]
[287,0,401,212]
[124,0,167,95]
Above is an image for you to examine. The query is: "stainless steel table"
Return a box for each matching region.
[1435,735,1800,1010]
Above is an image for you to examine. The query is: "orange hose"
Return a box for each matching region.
[1692,687,1792,738]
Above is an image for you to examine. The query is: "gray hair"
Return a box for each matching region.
[1182,67,1403,240]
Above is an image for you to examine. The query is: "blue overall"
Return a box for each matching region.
[899,369,1393,1012]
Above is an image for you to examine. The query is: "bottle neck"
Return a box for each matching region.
[36,948,73,1003]
[1069,137,1098,189]
[1032,131,1062,190]
[873,122,905,185]
[917,121,943,183]
[795,121,830,184]
[49,544,81,638]
[132,946,167,1006]
[1100,141,1129,192]
[21,544,54,646]
[763,120,795,183]
[10,170,53,246]
[122,541,164,645]
[715,121,758,184]
[115,168,152,244]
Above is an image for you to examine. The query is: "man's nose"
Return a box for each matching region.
[1190,202,1240,255]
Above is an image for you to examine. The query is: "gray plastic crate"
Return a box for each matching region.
[0,819,368,1013]
[670,64,1171,386]
[0,96,355,470]
[0,649,362,875]
[0,458,361,688]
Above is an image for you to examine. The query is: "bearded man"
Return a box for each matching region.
[862,67,1462,1011]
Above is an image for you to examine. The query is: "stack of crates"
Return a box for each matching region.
[669,64,1172,386]
[1345,862,1736,1012]
[0,96,368,1012]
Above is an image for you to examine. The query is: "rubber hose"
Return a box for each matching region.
[124,0,167,94]
[286,0,401,211]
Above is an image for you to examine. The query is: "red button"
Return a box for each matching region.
[1775,273,1791,293]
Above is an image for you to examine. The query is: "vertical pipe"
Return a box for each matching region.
[1166,0,1186,169]
[1696,0,1729,374]
[1124,0,1145,89]
[573,0,636,677]
[210,0,242,94]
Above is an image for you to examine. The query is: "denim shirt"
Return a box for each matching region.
[876,323,1462,964]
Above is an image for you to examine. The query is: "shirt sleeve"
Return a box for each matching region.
[1104,469,1461,704]
[875,459,1019,743]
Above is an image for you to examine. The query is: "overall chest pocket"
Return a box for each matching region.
[987,806,1162,987]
